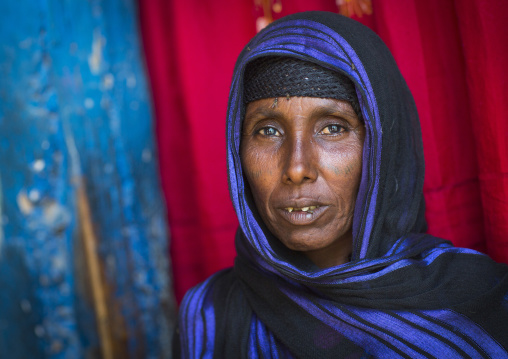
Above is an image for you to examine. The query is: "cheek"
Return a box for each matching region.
[321,143,363,195]
[240,144,277,201]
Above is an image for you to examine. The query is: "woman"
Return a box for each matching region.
[175,11,508,358]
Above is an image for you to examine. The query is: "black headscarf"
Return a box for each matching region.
[176,12,508,358]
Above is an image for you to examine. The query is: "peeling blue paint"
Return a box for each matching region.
[0,1,175,358]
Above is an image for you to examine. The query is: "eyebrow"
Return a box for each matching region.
[244,107,283,122]
[312,106,357,118]
[244,102,359,123]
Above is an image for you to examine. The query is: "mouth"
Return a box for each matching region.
[278,204,328,225]
[284,205,319,214]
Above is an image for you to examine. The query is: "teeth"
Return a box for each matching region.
[285,205,318,213]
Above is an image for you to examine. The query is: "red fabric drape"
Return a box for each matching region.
[138,0,508,302]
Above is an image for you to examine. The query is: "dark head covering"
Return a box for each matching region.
[176,11,508,358]
[243,56,361,116]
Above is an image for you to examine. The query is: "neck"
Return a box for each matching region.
[304,231,353,269]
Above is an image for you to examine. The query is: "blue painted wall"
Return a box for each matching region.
[0,1,175,358]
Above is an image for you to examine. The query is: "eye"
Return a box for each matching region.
[320,124,346,135]
[258,126,281,137]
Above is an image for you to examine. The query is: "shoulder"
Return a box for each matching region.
[177,269,237,336]
[179,268,235,317]
[175,268,237,357]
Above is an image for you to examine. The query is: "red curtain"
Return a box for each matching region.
[138,0,508,302]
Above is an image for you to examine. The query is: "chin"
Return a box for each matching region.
[275,230,335,252]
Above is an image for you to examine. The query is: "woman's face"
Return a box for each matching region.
[241,97,365,268]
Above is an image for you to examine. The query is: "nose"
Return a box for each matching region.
[282,134,318,185]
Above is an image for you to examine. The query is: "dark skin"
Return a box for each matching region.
[240,97,365,268]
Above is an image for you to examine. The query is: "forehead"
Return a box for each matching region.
[244,97,359,123]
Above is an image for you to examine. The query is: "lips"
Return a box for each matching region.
[276,200,329,225]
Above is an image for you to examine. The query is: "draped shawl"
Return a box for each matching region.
[176,12,508,358]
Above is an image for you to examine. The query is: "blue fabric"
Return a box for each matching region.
[0,1,175,357]
[177,12,508,358]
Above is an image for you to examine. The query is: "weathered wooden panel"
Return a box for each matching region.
[0,1,175,358]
